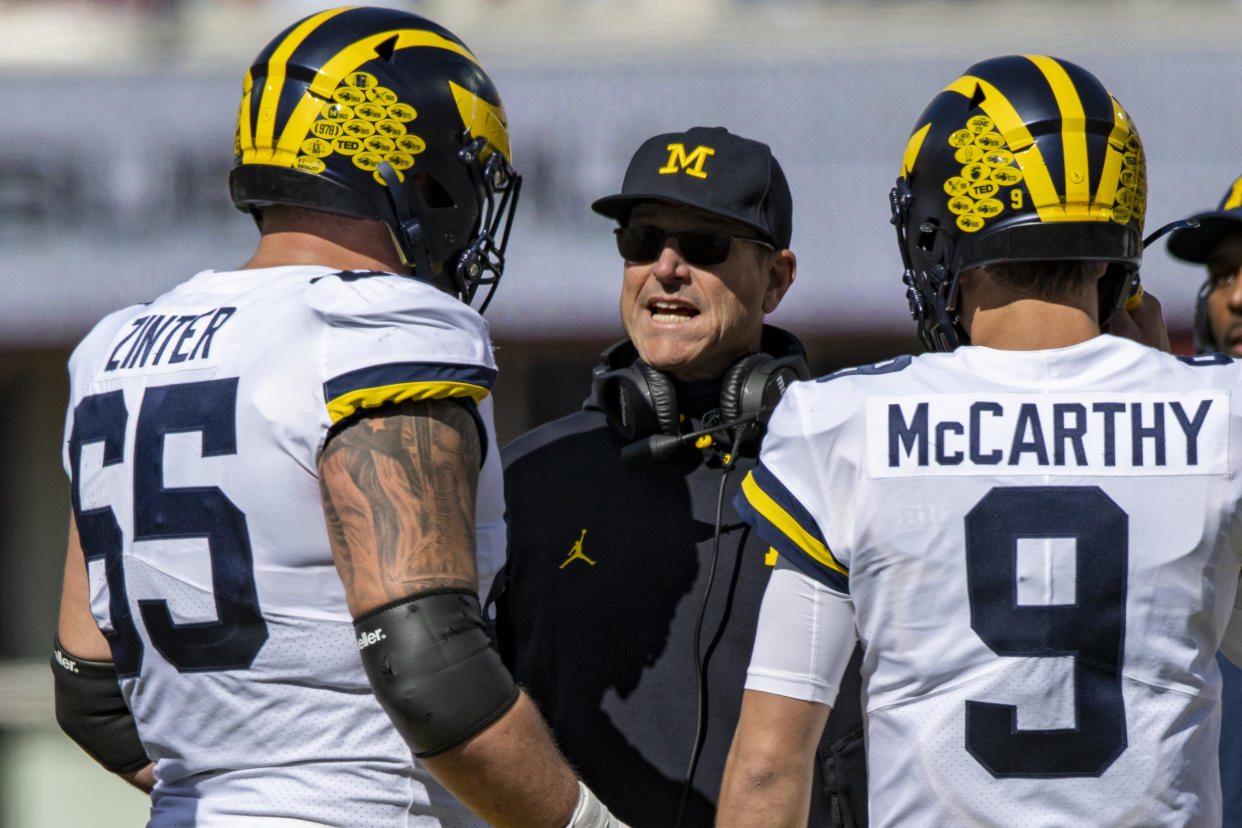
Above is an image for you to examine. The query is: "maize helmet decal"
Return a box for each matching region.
[891,55,1145,351]
[230,6,520,309]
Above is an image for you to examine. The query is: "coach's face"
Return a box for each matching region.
[1207,236,1242,357]
[618,202,795,382]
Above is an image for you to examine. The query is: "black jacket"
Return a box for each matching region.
[488,369,867,827]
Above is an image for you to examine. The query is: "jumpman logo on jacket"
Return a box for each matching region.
[559,529,595,568]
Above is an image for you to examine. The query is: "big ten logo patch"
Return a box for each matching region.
[943,115,1023,234]
[295,71,425,185]
[659,143,715,179]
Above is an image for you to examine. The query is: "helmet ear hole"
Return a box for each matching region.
[917,220,939,252]
[415,174,456,209]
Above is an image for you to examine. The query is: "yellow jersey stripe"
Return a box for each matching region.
[325,380,489,424]
[740,471,848,578]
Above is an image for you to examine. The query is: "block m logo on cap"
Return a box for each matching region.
[659,143,715,179]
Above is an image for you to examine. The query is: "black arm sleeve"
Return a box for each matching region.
[354,588,519,757]
[51,638,149,774]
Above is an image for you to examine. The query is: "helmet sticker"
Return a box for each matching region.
[352,152,381,172]
[970,181,999,199]
[311,121,343,140]
[991,167,1022,186]
[333,87,367,105]
[346,71,378,89]
[948,129,975,148]
[942,122,1023,233]
[355,102,387,121]
[293,156,326,174]
[375,119,408,138]
[367,86,399,105]
[983,148,1014,167]
[300,138,333,158]
[364,136,395,154]
[332,137,364,156]
[955,145,985,164]
[1113,127,1144,225]
[967,115,994,133]
[322,103,353,122]
[342,119,376,138]
[974,133,1004,150]
[944,177,971,197]
[962,163,990,183]
[957,214,986,233]
[974,198,1004,218]
[386,103,418,122]
[289,74,430,184]
[395,135,426,155]
[385,151,415,170]
[948,196,975,215]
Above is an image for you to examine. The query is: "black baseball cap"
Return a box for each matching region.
[1167,174,1242,264]
[591,126,793,250]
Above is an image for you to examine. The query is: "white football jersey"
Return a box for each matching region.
[738,336,1242,828]
[62,266,505,827]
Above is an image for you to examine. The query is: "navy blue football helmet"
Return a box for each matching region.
[229,6,520,310]
[891,55,1145,351]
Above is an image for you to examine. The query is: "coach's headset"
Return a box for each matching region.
[592,325,810,464]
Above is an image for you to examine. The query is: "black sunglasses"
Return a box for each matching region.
[614,225,774,266]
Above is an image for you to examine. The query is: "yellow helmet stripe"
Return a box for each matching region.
[943,75,1063,221]
[237,70,256,157]
[450,80,510,162]
[1092,96,1129,216]
[273,29,483,165]
[900,122,931,179]
[254,7,354,160]
[1027,55,1091,218]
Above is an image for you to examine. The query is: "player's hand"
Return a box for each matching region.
[1103,286,1170,352]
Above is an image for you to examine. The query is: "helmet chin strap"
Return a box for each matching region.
[377,161,445,292]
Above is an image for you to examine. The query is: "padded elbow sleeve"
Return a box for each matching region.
[51,638,149,774]
[355,588,519,757]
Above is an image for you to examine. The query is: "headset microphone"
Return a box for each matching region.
[620,409,771,469]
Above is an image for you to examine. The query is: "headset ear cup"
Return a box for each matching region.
[719,353,774,423]
[1193,279,1217,354]
[633,359,680,436]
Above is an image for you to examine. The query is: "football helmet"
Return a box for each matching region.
[229,6,520,310]
[1165,173,1242,353]
[891,55,1145,351]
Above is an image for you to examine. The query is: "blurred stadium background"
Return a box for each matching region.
[1,0,1240,823]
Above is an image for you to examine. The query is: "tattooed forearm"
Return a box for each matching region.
[318,398,481,616]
